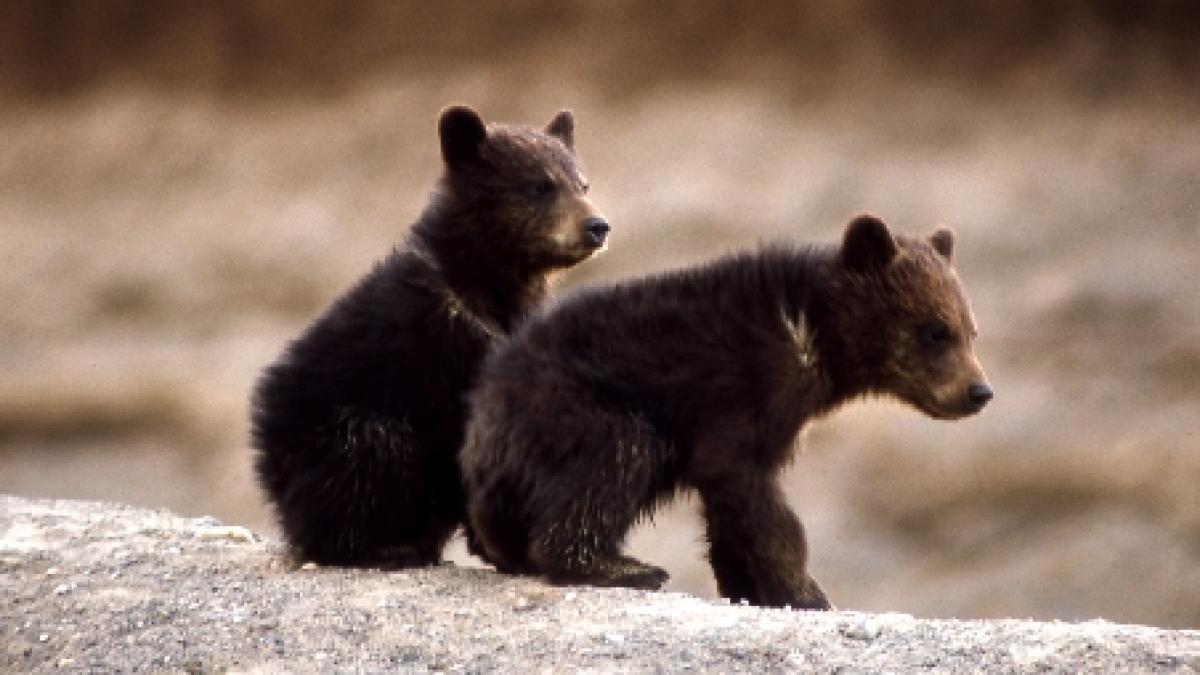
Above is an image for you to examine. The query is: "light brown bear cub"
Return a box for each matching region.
[461,215,991,609]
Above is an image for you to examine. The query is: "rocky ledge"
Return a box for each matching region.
[2,494,1197,673]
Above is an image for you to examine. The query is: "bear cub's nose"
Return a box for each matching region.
[583,217,610,246]
[966,382,994,411]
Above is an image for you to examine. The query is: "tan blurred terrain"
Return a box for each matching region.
[2,1,1198,628]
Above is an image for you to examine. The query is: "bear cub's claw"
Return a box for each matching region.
[796,577,833,611]
[545,556,670,591]
[611,559,670,590]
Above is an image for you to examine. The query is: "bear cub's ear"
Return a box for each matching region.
[546,110,575,150]
[842,214,898,272]
[439,105,488,168]
[930,228,955,261]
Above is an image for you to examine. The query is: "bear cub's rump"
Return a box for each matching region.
[252,106,608,568]
[461,215,992,609]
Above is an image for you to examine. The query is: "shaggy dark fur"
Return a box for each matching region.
[252,105,609,567]
[461,215,992,609]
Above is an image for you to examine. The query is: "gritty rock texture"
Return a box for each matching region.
[2,495,1197,673]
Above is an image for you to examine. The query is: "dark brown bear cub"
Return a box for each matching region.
[252,105,608,568]
[461,215,991,609]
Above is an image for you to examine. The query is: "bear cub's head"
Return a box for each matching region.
[437,105,609,270]
[839,214,993,420]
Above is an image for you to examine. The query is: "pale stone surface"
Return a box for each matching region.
[2,494,1198,673]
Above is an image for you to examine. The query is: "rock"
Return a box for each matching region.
[840,616,883,641]
[2,494,1198,673]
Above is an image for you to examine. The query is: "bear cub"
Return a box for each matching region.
[461,215,991,609]
[252,105,608,567]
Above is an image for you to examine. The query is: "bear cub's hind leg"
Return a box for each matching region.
[533,551,670,591]
[276,409,460,569]
[699,473,832,610]
[523,474,670,589]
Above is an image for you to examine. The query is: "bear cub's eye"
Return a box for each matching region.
[533,178,557,197]
[581,182,590,194]
[917,320,955,349]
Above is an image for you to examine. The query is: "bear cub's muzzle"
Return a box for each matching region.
[583,216,610,247]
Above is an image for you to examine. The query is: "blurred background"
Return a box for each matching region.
[2,0,1198,629]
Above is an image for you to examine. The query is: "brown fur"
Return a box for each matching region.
[461,215,991,608]
[251,105,608,567]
